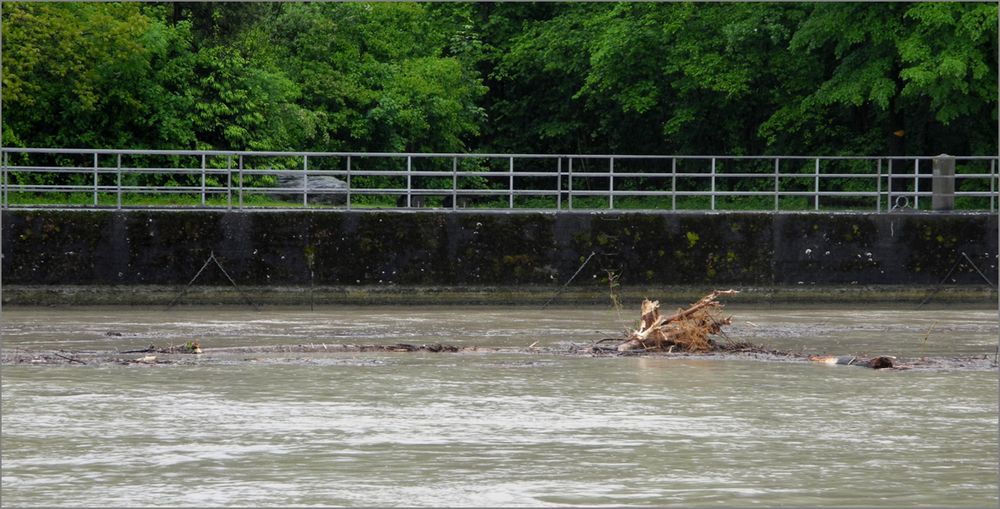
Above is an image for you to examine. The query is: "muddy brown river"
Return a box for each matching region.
[1,305,997,506]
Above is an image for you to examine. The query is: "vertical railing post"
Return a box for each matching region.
[226,155,232,210]
[609,157,615,210]
[913,159,920,210]
[452,157,458,210]
[773,158,780,211]
[814,158,820,211]
[671,158,677,211]
[991,159,996,213]
[509,156,514,209]
[931,154,955,211]
[346,156,352,210]
[875,158,882,213]
[406,156,412,208]
[568,157,573,209]
[116,154,122,209]
[887,158,893,209]
[93,152,99,206]
[0,152,10,208]
[4,151,10,209]
[303,155,309,208]
[2,151,8,209]
[238,155,244,210]
[556,157,562,210]
[710,157,716,211]
[201,154,207,207]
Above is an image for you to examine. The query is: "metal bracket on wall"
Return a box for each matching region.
[167,251,258,309]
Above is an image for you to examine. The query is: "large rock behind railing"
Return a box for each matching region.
[269,172,347,205]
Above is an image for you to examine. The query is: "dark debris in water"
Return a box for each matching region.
[2,342,997,372]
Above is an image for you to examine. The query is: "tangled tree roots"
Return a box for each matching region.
[615,290,739,353]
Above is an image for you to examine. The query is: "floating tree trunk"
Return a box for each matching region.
[617,290,739,352]
[808,355,895,369]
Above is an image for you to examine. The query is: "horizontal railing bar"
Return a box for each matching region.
[569,171,984,179]
[2,147,997,161]
[8,187,219,194]
[6,168,988,179]
[941,191,997,197]
[6,166,235,175]
[4,166,108,173]
[573,190,885,197]
[1,187,977,196]
[345,188,519,196]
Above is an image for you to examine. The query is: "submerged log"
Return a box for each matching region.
[867,356,894,369]
[808,355,895,369]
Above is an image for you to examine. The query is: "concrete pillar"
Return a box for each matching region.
[932,154,955,211]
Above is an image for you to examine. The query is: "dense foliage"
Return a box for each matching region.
[3,2,997,155]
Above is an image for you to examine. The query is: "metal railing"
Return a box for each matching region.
[1,148,997,212]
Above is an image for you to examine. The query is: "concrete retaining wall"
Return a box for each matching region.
[2,210,996,304]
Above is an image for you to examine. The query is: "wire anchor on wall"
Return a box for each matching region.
[542,251,597,309]
[917,251,995,308]
[960,251,994,288]
[167,251,258,309]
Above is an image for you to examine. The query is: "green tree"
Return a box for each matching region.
[2,3,183,148]
[3,2,996,158]
[488,3,811,155]
[488,3,605,154]
[764,2,998,155]
[269,2,486,153]
[3,3,314,151]
[577,3,812,155]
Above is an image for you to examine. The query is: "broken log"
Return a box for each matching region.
[809,355,895,369]
[53,352,86,364]
[617,290,738,353]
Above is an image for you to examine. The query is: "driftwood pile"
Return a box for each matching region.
[605,289,895,369]
[615,290,739,353]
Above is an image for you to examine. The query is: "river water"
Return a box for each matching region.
[2,305,997,507]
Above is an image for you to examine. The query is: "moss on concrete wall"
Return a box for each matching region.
[3,210,996,290]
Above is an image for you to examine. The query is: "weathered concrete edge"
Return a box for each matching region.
[3,284,996,307]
